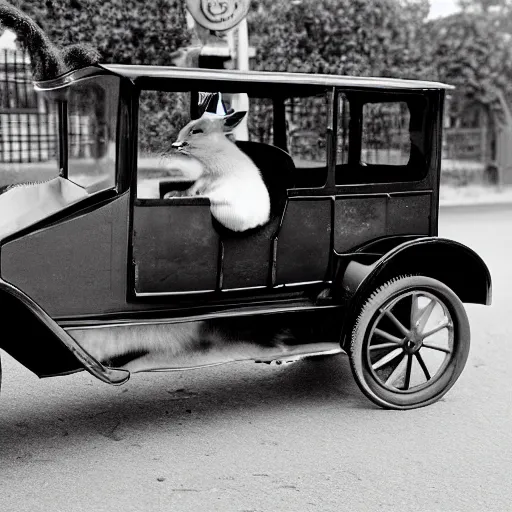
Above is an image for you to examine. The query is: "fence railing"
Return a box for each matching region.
[0,48,493,169]
[443,127,487,162]
[0,110,57,163]
[0,49,58,163]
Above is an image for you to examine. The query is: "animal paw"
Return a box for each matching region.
[163,190,184,198]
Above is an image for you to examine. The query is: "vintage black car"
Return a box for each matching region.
[0,65,491,409]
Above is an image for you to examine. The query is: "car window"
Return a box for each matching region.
[67,75,119,192]
[286,94,328,168]
[247,97,274,145]
[137,90,191,199]
[43,100,60,175]
[361,101,411,166]
[137,88,330,196]
[247,92,329,189]
[285,93,328,188]
[337,93,350,165]
[336,94,430,185]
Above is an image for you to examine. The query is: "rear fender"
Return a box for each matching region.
[336,237,491,350]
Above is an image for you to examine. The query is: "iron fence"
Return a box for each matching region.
[0,49,58,163]
[0,48,491,170]
[443,127,487,162]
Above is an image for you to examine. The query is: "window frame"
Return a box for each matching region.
[334,88,434,187]
[134,83,339,197]
[37,75,122,192]
[65,75,121,192]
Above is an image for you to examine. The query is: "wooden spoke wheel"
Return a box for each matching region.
[350,276,470,410]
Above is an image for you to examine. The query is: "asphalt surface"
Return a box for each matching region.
[0,204,511,512]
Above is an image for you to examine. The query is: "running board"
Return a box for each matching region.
[59,302,341,330]
[110,342,344,374]
[255,346,344,365]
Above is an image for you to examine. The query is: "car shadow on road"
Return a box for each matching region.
[0,353,375,454]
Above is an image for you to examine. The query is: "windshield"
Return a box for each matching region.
[0,74,120,240]
[66,75,119,193]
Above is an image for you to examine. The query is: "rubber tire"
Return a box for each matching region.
[349,275,470,410]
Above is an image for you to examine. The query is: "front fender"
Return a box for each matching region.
[336,237,491,349]
[0,278,130,384]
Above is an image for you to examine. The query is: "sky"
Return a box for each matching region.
[429,0,460,18]
[0,29,16,49]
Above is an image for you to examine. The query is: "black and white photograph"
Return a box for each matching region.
[0,0,510,510]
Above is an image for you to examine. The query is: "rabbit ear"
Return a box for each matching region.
[222,111,247,132]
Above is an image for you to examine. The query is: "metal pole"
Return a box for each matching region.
[232,18,249,140]
[237,18,249,71]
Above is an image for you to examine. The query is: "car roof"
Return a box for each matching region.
[99,64,454,91]
[34,64,454,94]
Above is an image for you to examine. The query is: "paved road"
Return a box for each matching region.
[1,204,511,512]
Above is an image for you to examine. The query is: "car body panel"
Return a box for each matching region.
[275,197,332,285]
[0,177,89,241]
[0,65,490,385]
[336,236,492,349]
[0,278,129,383]
[2,192,131,317]
[333,192,433,253]
[133,198,219,294]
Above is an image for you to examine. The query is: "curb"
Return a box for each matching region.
[439,186,512,209]
[440,198,512,209]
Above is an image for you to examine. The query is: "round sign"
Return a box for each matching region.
[186,0,250,32]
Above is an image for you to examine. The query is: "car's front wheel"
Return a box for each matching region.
[349,275,470,410]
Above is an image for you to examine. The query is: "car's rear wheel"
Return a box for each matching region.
[349,275,470,410]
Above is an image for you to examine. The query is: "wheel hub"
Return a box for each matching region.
[404,336,422,354]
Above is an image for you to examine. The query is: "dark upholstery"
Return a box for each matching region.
[235,141,295,214]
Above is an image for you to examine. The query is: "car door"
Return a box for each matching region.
[332,89,437,254]
[132,196,220,296]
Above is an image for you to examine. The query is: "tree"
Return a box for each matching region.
[6,1,193,153]
[247,0,434,80]
[458,0,512,33]
[425,7,512,178]
[427,10,512,120]
[12,0,191,66]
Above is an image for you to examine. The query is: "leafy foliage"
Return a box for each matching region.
[6,0,512,159]
[12,0,191,65]
[427,10,512,120]
[138,90,190,154]
[246,0,512,125]
[248,0,434,80]
[10,1,192,152]
[458,0,512,33]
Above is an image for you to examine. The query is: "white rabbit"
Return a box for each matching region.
[163,111,271,232]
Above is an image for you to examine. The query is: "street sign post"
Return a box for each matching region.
[185,0,251,139]
[185,0,250,33]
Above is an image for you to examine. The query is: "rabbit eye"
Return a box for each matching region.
[191,128,203,134]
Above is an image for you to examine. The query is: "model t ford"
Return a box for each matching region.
[0,64,491,409]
